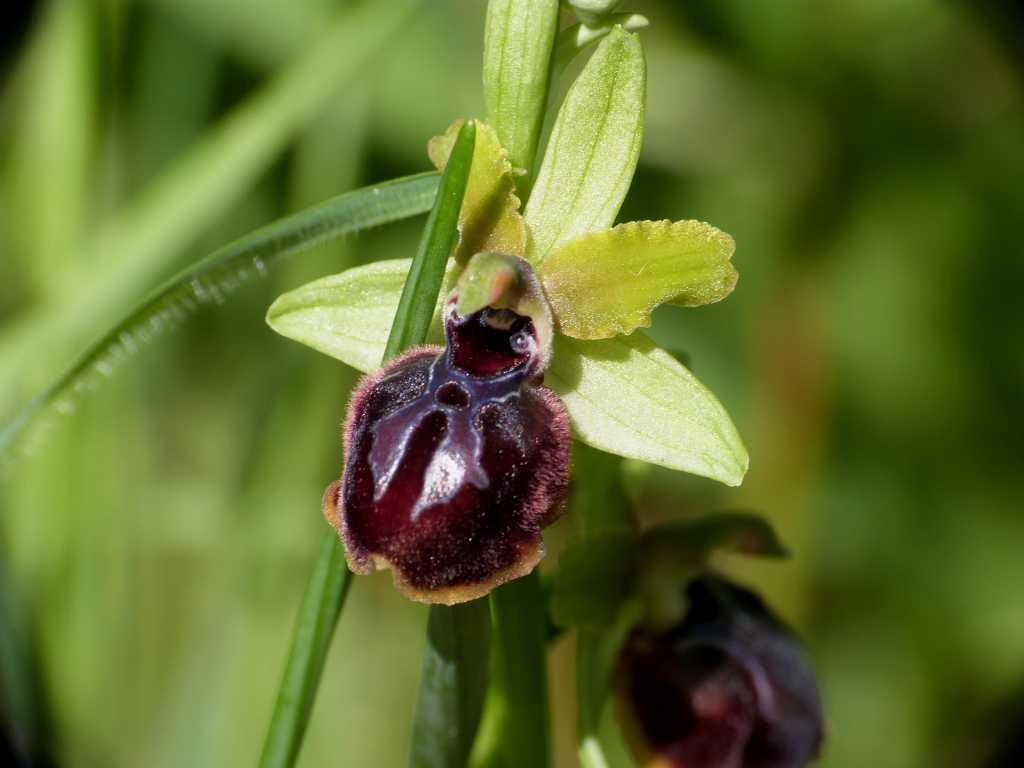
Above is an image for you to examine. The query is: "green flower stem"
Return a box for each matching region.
[572,444,638,768]
[258,533,352,768]
[260,122,477,768]
[470,572,551,768]
[409,601,491,768]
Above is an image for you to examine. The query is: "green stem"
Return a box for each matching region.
[260,121,477,768]
[470,573,550,768]
[409,601,491,768]
[572,444,637,768]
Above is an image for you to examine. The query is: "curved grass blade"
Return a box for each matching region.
[260,121,477,768]
[0,0,419,421]
[258,533,352,768]
[0,172,440,464]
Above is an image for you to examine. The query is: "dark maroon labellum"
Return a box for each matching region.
[617,574,824,768]
[323,298,570,604]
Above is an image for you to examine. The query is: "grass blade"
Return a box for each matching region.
[385,121,477,360]
[260,120,476,768]
[0,172,440,463]
[258,531,352,768]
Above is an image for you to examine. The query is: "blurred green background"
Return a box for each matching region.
[1,1,1022,766]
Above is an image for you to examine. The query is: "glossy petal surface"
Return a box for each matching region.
[325,303,569,604]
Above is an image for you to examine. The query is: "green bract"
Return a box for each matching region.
[267,27,750,487]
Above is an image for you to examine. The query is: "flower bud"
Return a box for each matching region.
[323,263,569,604]
[565,0,624,26]
[617,575,824,768]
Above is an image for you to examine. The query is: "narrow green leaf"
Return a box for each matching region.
[525,27,645,263]
[470,574,550,768]
[1,173,439,461]
[547,333,748,486]
[387,120,477,359]
[0,555,51,766]
[409,602,492,768]
[258,534,353,768]
[483,0,561,187]
[428,120,526,262]
[541,219,738,340]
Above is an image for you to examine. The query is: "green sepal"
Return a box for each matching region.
[547,333,748,487]
[265,258,454,373]
[540,219,738,340]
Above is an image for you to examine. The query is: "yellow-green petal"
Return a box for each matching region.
[540,219,737,340]
[428,120,526,263]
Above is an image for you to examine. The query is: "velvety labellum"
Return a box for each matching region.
[323,299,570,604]
[617,575,824,768]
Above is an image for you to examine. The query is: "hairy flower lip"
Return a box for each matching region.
[323,302,570,604]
